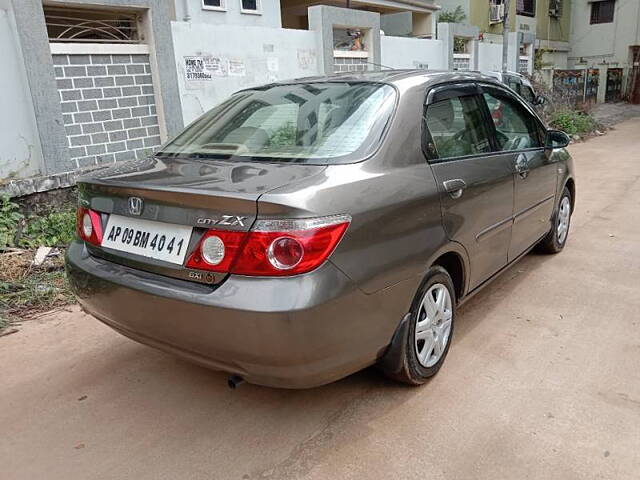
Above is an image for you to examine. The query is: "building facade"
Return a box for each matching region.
[175,0,282,27]
[568,0,640,102]
[1,0,185,196]
[281,0,440,37]
[436,0,571,78]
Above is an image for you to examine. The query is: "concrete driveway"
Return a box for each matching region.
[2,119,640,480]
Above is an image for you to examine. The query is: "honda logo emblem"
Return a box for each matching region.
[128,197,144,216]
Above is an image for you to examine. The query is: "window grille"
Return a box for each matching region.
[44,6,141,43]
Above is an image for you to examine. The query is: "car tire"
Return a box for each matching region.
[383,266,456,386]
[537,186,572,254]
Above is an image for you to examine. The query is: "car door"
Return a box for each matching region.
[423,83,515,290]
[479,84,558,261]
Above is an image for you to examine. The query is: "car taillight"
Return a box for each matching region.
[76,207,103,245]
[185,215,351,276]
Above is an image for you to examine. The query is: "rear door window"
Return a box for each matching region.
[520,85,536,104]
[425,95,493,160]
[482,88,542,151]
[507,77,522,95]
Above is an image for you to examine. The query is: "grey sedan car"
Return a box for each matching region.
[66,71,575,388]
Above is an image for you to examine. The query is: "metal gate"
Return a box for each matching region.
[605,68,624,102]
[584,69,599,104]
[553,69,599,106]
[628,46,640,105]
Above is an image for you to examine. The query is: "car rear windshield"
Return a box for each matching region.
[157,82,396,164]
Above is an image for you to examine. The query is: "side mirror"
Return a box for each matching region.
[534,95,546,106]
[546,129,570,149]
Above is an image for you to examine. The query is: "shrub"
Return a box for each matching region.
[0,196,23,248]
[550,110,597,136]
[0,195,76,249]
[19,209,76,248]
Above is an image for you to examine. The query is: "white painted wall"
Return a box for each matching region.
[174,0,282,28]
[380,36,445,70]
[171,21,320,124]
[171,19,508,126]
[477,42,503,72]
[0,1,44,180]
[569,0,640,66]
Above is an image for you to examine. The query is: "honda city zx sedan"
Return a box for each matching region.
[66,71,575,388]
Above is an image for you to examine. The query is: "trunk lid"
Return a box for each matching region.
[78,156,325,285]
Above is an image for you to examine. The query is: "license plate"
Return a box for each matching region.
[102,214,193,265]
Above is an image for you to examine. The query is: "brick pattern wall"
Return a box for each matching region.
[53,53,162,169]
[334,57,368,74]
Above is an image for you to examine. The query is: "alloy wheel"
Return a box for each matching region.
[557,196,571,244]
[415,283,453,368]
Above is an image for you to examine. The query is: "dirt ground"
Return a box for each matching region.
[2,119,640,480]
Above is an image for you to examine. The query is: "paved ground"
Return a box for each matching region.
[2,119,640,480]
[591,102,640,128]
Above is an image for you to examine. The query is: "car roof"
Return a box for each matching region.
[267,69,505,89]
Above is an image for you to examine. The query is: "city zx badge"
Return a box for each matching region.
[196,215,247,227]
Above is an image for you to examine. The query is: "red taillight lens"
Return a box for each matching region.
[76,207,103,245]
[185,215,350,276]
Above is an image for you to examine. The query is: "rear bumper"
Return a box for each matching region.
[65,240,411,388]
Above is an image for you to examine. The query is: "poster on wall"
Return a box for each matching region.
[228,59,246,77]
[184,55,228,85]
[297,49,316,70]
[206,56,228,77]
[184,56,212,81]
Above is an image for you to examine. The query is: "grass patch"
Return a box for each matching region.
[1,194,77,324]
[0,251,74,321]
[1,270,74,319]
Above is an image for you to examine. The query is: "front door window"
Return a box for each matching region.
[483,90,542,151]
[425,95,492,159]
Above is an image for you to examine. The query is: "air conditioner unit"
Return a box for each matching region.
[490,4,504,24]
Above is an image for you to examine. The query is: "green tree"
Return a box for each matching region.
[439,7,468,53]
[439,6,467,23]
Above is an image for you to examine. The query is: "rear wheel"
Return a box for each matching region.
[538,186,572,254]
[385,266,456,385]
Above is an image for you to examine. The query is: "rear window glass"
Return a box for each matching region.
[158,82,396,164]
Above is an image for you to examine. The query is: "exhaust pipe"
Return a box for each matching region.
[227,375,245,389]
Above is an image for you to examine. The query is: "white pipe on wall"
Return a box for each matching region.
[182,0,191,22]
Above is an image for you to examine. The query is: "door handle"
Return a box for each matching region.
[515,154,529,178]
[443,179,466,199]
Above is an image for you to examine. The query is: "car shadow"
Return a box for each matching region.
[452,250,557,342]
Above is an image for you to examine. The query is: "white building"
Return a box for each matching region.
[568,0,640,102]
